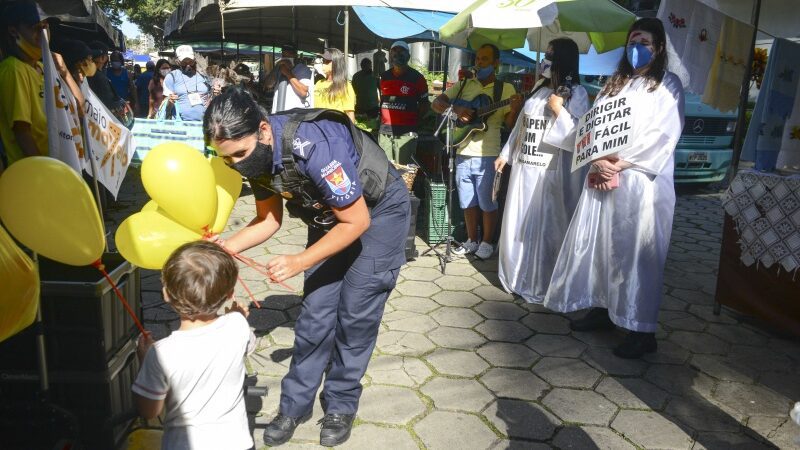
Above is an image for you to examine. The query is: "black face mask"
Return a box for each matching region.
[230,141,273,180]
[182,65,196,76]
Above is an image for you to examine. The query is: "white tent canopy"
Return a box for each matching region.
[697,0,798,39]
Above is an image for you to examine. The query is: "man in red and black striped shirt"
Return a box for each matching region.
[379,41,429,165]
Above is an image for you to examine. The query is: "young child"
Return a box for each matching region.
[133,240,255,450]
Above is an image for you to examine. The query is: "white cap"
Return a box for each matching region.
[390,40,410,52]
[175,45,195,61]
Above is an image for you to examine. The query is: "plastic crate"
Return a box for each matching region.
[416,180,464,244]
[0,252,141,373]
[130,118,209,163]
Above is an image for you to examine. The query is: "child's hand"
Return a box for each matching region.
[137,332,154,362]
[226,299,250,318]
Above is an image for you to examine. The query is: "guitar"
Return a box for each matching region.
[443,89,535,147]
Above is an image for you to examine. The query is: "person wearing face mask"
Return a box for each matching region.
[204,88,409,447]
[432,43,523,260]
[352,58,380,120]
[313,48,356,122]
[378,40,429,164]
[135,60,155,118]
[264,43,314,113]
[148,59,171,118]
[86,40,121,111]
[107,50,137,113]
[493,38,590,305]
[0,1,50,165]
[163,45,213,121]
[543,18,685,359]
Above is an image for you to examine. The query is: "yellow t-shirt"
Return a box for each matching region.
[444,78,516,157]
[0,57,47,165]
[314,80,356,113]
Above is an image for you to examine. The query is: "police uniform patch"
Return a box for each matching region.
[324,165,352,197]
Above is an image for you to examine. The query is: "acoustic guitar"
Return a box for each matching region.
[443,89,535,147]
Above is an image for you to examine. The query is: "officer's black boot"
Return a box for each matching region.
[569,307,616,331]
[263,411,312,446]
[319,413,355,447]
[613,331,657,359]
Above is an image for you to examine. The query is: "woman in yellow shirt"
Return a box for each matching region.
[314,48,356,122]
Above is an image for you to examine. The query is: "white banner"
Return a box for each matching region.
[41,31,85,173]
[516,114,558,170]
[81,84,136,198]
[572,94,634,172]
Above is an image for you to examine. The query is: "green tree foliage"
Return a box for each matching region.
[97,0,182,46]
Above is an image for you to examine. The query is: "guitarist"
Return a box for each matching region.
[432,44,522,260]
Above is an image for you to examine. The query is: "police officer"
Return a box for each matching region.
[204,88,410,447]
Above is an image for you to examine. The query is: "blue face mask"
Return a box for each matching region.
[626,43,653,70]
[475,65,495,80]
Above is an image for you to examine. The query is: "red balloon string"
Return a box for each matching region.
[92,260,146,336]
[235,273,260,308]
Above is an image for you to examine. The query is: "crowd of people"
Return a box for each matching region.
[1,1,686,446]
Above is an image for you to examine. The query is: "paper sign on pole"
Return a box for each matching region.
[571,94,634,172]
[516,114,558,170]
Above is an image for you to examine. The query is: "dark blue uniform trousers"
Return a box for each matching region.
[279,177,410,416]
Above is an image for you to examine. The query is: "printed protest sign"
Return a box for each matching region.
[572,94,634,172]
[516,115,558,170]
[81,84,136,198]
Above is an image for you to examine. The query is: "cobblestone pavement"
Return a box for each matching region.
[111,170,800,449]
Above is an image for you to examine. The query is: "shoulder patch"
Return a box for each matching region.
[324,164,352,196]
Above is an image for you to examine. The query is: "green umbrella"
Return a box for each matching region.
[439,0,636,53]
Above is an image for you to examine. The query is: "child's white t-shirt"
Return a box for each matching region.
[132,313,255,450]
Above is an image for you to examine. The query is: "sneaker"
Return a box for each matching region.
[475,242,495,260]
[263,411,312,446]
[453,239,479,256]
[319,413,356,447]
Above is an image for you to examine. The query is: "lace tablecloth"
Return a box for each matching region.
[721,169,800,272]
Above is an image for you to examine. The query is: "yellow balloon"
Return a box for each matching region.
[141,142,217,232]
[0,225,39,343]
[115,210,202,270]
[141,200,159,212]
[209,156,243,233]
[0,157,105,266]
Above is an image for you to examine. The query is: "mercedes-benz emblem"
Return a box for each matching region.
[692,118,704,134]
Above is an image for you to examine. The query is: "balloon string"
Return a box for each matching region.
[92,260,146,336]
[235,273,260,308]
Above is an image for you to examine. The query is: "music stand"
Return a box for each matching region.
[421,105,461,274]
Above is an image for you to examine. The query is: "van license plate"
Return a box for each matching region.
[688,152,708,162]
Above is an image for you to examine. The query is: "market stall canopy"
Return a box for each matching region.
[697,0,799,39]
[37,0,123,48]
[439,0,636,53]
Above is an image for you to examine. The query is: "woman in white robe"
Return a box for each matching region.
[495,38,590,303]
[543,18,685,359]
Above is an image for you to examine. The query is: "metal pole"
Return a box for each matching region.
[442,46,449,93]
[344,8,350,59]
[81,115,108,252]
[32,252,49,395]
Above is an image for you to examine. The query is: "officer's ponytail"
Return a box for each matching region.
[203,86,269,145]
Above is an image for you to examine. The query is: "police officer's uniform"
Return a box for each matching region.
[249,114,410,417]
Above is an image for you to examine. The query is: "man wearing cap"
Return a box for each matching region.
[378,40,429,165]
[164,44,213,121]
[86,40,122,111]
[266,43,313,113]
[135,60,155,118]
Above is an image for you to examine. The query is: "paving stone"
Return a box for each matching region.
[266,326,296,347]
[388,296,440,314]
[474,302,527,321]
[430,307,484,328]
[357,385,427,424]
[533,357,601,389]
[261,294,303,311]
[475,320,534,343]
[431,290,483,307]
[542,388,618,425]
[669,331,730,355]
[425,348,490,377]
[570,329,622,348]
[338,424,419,450]
[553,426,636,449]
[643,339,692,365]
[612,410,694,449]
[595,377,670,411]
[414,411,497,450]
[661,295,691,311]
[490,440,550,450]
[525,334,587,358]
[520,313,571,335]
[267,243,306,255]
[689,355,755,383]
[483,399,559,440]
[421,377,494,412]
[402,266,446,282]
[724,345,795,379]
[427,326,487,350]
[584,347,649,376]
[758,371,800,402]
[671,288,715,305]
[665,394,744,433]
[662,315,708,332]
[477,342,539,368]
[435,275,481,291]
[473,285,515,302]
[383,312,439,333]
[745,416,799,450]
[705,324,770,346]
[644,365,716,398]
[713,381,793,417]
[366,355,431,387]
[691,432,776,450]
[480,368,549,401]
[376,331,436,356]
[395,280,441,297]
[439,261,478,276]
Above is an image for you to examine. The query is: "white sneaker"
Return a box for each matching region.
[475,242,495,260]
[453,239,479,256]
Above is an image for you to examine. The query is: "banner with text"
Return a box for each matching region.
[516,114,558,170]
[81,84,136,198]
[572,95,634,172]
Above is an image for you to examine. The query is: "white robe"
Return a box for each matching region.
[543,72,685,332]
[498,85,591,303]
